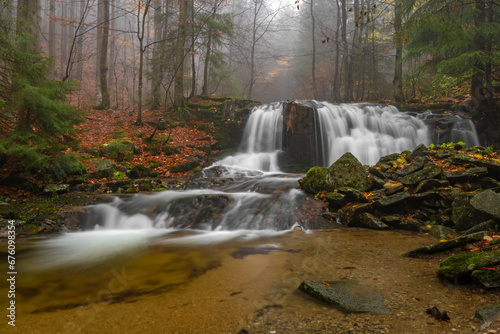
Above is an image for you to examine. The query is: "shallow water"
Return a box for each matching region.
[3,228,499,334]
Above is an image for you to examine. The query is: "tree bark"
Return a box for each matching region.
[48,0,55,75]
[151,1,164,109]
[189,0,196,98]
[340,0,349,102]
[136,0,151,124]
[393,0,404,102]
[332,0,341,101]
[98,0,110,109]
[310,0,317,99]
[60,2,67,80]
[174,0,188,108]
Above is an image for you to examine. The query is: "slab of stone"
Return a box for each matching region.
[452,194,491,230]
[397,156,428,176]
[445,167,488,182]
[405,231,486,257]
[437,249,500,280]
[373,191,410,208]
[299,280,390,314]
[43,184,70,194]
[415,179,450,193]
[359,213,390,230]
[407,143,429,162]
[470,190,500,220]
[399,163,443,186]
[327,153,372,192]
[476,301,500,327]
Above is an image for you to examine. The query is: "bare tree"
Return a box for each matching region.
[136,0,152,125]
[174,0,189,108]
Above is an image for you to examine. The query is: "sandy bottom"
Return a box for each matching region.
[3,229,500,334]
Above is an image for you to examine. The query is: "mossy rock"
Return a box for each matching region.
[88,159,116,179]
[327,152,372,192]
[170,159,200,173]
[127,164,159,179]
[101,140,135,162]
[436,249,500,280]
[299,166,331,194]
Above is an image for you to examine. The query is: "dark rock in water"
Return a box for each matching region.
[338,203,372,226]
[328,153,372,192]
[415,179,449,193]
[373,191,410,208]
[396,156,428,176]
[324,192,346,208]
[230,247,300,259]
[359,213,389,230]
[475,301,500,326]
[452,194,491,230]
[405,231,485,257]
[437,249,500,285]
[429,225,456,240]
[407,143,429,162]
[299,166,331,194]
[399,163,443,186]
[471,268,500,288]
[470,190,500,221]
[445,167,488,182]
[298,280,390,314]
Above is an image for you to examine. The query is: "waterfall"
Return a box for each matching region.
[316,102,430,166]
[210,102,283,175]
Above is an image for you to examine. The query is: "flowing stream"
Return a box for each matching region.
[4,101,496,333]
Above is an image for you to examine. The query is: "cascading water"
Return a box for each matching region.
[210,102,284,175]
[26,100,481,269]
[316,102,430,166]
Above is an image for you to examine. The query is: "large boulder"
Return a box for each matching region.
[299,167,332,194]
[399,162,443,186]
[327,152,372,192]
[88,159,116,179]
[451,194,491,230]
[470,190,500,221]
[298,280,390,314]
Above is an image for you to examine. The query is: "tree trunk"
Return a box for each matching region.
[60,2,67,80]
[310,0,317,99]
[75,0,85,81]
[137,0,151,124]
[189,0,196,98]
[248,0,261,100]
[340,0,349,102]
[48,0,55,75]
[332,0,341,101]
[150,1,163,109]
[203,4,217,96]
[393,0,404,102]
[98,0,110,109]
[174,0,188,108]
[109,0,116,106]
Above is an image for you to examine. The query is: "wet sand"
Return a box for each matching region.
[3,229,500,334]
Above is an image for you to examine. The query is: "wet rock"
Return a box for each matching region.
[373,192,410,208]
[324,192,346,208]
[338,203,372,226]
[337,187,367,202]
[475,301,500,326]
[377,153,401,166]
[453,153,500,179]
[452,194,491,230]
[383,182,403,195]
[371,176,385,189]
[407,143,429,162]
[437,249,500,283]
[369,166,386,179]
[445,167,488,182]
[299,280,390,314]
[299,167,331,194]
[396,218,425,231]
[43,184,70,194]
[429,225,456,240]
[470,190,500,220]
[415,179,450,193]
[396,156,428,176]
[89,159,115,179]
[399,163,443,186]
[327,153,372,192]
[405,231,485,257]
[359,213,390,230]
[471,268,500,288]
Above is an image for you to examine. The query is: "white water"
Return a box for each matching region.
[317,102,430,166]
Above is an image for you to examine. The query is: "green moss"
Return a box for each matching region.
[102,140,135,162]
[299,166,330,195]
[437,250,500,279]
[110,130,128,139]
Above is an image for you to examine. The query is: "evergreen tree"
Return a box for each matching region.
[0,1,83,174]
[404,0,499,114]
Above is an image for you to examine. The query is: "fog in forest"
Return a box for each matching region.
[1,0,408,108]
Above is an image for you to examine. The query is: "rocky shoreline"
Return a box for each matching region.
[298,143,500,327]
